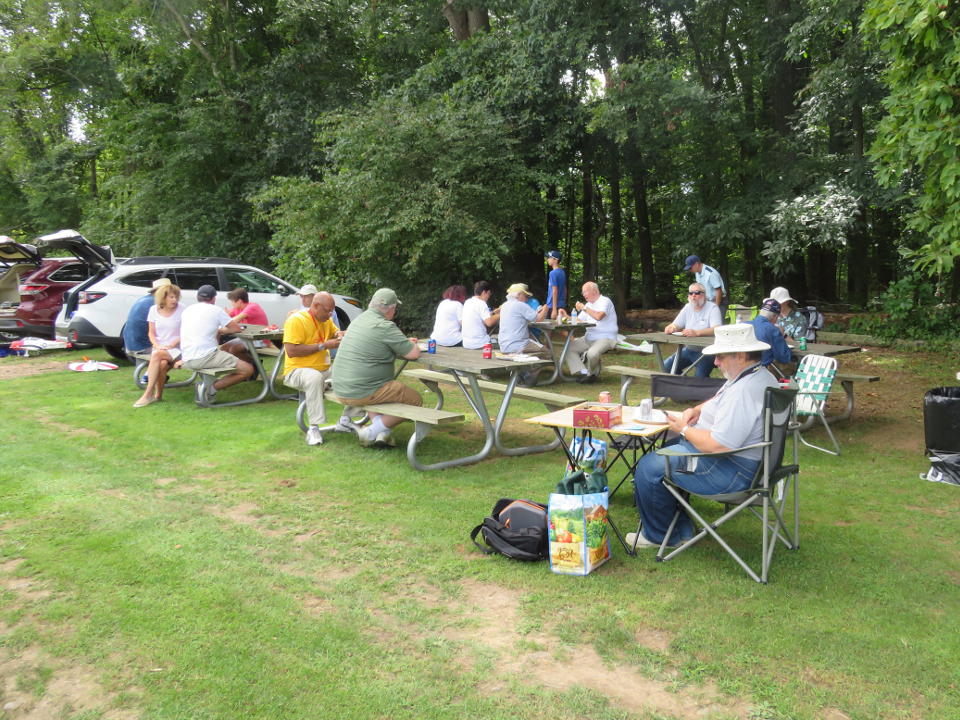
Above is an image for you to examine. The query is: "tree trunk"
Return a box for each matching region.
[467,9,489,35]
[609,149,625,315]
[581,156,595,282]
[629,162,656,308]
[442,1,469,42]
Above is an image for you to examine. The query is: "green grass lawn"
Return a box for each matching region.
[0,348,958,720]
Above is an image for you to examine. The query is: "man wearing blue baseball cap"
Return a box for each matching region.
[684,254,726,319]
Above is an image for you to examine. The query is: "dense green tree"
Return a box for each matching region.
[863,0,960,275]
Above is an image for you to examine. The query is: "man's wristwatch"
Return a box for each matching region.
[680,426,689,439]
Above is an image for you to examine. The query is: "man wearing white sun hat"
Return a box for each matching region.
[627,323,779,550]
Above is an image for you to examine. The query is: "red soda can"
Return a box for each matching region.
[482,343,492,359]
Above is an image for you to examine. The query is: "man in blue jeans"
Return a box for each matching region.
[662,282,723,377]
[628,324,778,549]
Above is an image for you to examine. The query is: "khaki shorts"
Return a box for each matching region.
[336,380,422,407]
[183,349,238,372]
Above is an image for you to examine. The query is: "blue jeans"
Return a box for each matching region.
[633,439,760,544]
[663,347,714,378]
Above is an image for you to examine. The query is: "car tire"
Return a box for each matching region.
[103,344,131,362]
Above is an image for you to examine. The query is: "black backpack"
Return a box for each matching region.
[470,498,548,561]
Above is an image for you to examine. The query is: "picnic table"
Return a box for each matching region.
[398,345,585,470]
[529,317,596,384]
[617,332,877,425]
[194,324,297,408]
[525,405,668,555]
[628,331,861,374]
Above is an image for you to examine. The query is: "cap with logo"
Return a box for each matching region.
[545,250,561,260]
[683,254,701,271]
[760,298,782,314]
[196,284,217,301]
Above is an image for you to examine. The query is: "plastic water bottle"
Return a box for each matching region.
[570,310,579,324]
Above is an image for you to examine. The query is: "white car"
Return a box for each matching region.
[54,234,363,359]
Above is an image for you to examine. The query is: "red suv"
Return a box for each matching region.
[15,257,97,336]
[0,232,110,338]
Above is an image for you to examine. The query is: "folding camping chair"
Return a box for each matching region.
[793,354,840,455]
[611,374,725,531]
[654,386,800,584]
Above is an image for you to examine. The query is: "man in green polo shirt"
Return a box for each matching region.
[332,288,423,448]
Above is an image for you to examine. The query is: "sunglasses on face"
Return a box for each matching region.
[688,290,704,295]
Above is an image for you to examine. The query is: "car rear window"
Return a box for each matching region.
[48,263,93,283]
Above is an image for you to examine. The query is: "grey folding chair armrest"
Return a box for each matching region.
[656,441,771,460]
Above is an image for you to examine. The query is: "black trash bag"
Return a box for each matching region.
[922,452,960,486]
[923,386,960,454]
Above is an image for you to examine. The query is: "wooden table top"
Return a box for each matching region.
[531,318,595,331]
[525,405,668,438]
[233,324,283,341]
[414,344,552,374]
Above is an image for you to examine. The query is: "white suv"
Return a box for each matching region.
[56,251,363,359]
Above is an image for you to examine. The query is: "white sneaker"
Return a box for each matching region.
[305,427,324,446]
[357,425,376,447]
[373,430,395,448]
[334,416,361,433]
[625,532,661,549]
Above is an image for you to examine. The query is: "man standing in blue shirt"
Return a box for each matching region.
[545,249,567,320]
[122,277,172,356]
[747,298,792,368]
[684,254,726,319]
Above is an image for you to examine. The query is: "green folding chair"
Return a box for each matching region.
[793,354,840,455]
[725,305,757,324]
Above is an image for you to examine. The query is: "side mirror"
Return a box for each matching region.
[277,284,290,297]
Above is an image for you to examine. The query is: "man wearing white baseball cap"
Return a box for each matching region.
[627,323,778,550]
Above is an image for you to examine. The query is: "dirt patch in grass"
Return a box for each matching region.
[30,412,101,438]
[0,644,140,720]
[0,359,68,381]
[206,502,284,538]
[0,560,140,720]
[443,578,752,719]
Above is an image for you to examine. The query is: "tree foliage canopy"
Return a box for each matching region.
[0,0,958,322]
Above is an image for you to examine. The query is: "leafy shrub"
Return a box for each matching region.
[851,274,960,343]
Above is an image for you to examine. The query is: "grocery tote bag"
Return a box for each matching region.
[547,487,611,576]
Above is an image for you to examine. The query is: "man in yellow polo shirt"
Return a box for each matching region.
[283,291,343,446]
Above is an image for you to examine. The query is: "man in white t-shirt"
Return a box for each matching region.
[662,282,722,378]
[566,282,619,383]
[461,280,500,349]
[181,284,252,400]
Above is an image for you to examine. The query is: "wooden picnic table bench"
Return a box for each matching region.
[131,350,198,390]
[322,393,464,471]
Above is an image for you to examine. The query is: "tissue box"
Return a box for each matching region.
[571,403,622,429]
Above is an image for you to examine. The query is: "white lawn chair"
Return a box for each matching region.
[794,354,840,455]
